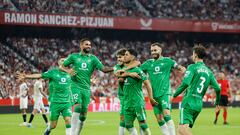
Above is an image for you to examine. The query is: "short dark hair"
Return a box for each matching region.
[116,48,127,56]
[151,42,164,48]
[126,48,138,58]
[193,44,207,59]
[80,38,91,45]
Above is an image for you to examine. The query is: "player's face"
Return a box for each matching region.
[218,73,225,79]
[80,40,91,53]
[192,51,197,62]
[124,51,133,63]
[116,55,124,65]
[58,58,65,66]
[150,46,161,59]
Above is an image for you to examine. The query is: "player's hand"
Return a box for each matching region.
[150,98,158,106]
[68,69,77,76]
[118,78,125,83]
[115,70,126,77]
[129,72,141,79]
[16,72,26,81]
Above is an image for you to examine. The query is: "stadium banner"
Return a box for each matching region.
[1,102,240,114]
[0,11,239,33]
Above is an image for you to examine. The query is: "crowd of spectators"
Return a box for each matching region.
[1,37,240,100]
[0,43,37,99]
[0,0,239,21]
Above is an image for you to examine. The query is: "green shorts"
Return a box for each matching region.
[71,83,90,112]
[124,106,147,127]
[49,102,72,121]
[153,95,171,115]
[119,96,124,116]
[179,108,200,128]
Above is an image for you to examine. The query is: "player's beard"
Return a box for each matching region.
[152,53,160,60]
[83,48,90,53]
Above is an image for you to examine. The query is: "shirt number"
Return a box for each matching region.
[197,77,206,93]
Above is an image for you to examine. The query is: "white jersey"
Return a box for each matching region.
[19,82,28,109]
[19,83,28,98]
[33,80,43,98]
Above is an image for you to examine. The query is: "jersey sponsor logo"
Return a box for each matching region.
[59,77,67,84]
[79,62,89,71]
[154,66,162,74]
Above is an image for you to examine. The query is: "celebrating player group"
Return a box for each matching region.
[17,38,221,135]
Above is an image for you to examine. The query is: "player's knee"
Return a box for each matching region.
[64,117,71,124]
[155,114,164,122]
[120,115,124,121]
[177,126,184,135]
[51,124,57,129]
[163,109,170,116]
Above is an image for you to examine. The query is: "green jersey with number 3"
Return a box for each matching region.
[175,62,221,111]
[141,57,177,97]
[63,52,104,91]
[41,68,72,103]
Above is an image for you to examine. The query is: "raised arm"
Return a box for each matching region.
[17,73,42,80]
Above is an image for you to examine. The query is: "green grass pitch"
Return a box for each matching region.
[0,108,239,135]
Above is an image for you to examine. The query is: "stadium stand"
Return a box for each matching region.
[0,0,239,20]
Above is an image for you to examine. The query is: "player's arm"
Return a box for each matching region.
[17,73,42,80]
[174,66,193,98]
[116,71,141,79]
[173,82,188,98]
[143,80,158,106]
[115,60,141,76]
[101,66,114,73]
[123,60,141,71]
[173,60,186,73]
[210,75,221,105]
[227,81,232,99]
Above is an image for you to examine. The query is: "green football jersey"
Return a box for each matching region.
[123,67,147,108]
[63,52,104,91]
[140,57,177,97]
[174,62,221,111]
[113,64,124,97]
[42,68,72,103]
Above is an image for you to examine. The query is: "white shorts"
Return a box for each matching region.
[33,97,45,110]
[20,97,28,109]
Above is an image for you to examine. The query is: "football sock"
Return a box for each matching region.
[65,124,71,135]
[28,114,34,123]
[71,112,80,135]
[223,110,227,123]
[22,114,27,122]
[158,121,169,135]
[42,114,48,123]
